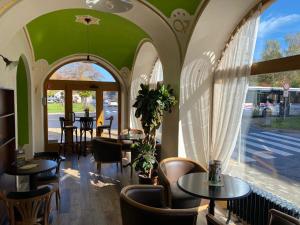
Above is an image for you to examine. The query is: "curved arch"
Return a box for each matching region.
[130,41,161,130]
[16,54,32,150]
[43,55,127,149]
[179,0,257,163]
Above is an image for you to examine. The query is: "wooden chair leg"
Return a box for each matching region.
[55,189,60,211]
[120,161,123,173]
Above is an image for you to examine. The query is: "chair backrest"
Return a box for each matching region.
[80,117,94,130]
[158,157,207,184]
[106,116,113,127]
[92,139,122,163]
[34,152,64,174]
[59,117,66,129]
[269,209,300,225]
[120,185,198,225]
[1,185,56,225]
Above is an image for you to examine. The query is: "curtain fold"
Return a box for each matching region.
[210,11,260,171]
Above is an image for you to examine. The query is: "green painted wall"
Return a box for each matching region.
[17,56,29,147]
[27,9,149,69]
[146,0,202,17]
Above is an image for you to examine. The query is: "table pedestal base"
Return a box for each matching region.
[209,200,215,215]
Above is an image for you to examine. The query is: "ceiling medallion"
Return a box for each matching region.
[75,15,100,26]
[85,0,133,13]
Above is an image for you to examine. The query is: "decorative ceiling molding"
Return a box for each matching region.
[0,0,20,17]
[169,9,192,34]
[75,15,100,25]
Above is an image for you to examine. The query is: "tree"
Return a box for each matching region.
[262,40,282,61]
[284,33,300,87]
[79,91,92,109]
[258,40,283,86]
[285,32,300,56]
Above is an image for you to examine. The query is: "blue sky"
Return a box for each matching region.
[93,64,115,82]
[254,0,300,61]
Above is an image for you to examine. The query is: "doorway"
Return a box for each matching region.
[44,62,120,151]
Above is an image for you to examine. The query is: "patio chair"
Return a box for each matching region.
[97,116,113,138]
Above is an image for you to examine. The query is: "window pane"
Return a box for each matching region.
[50,62,116,82]
[227,70,300,207]
[47,90,65,143]
[254,0,300,62]
[103,91,118,136]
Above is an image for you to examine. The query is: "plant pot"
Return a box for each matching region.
[138,174,152,184]
[138,174,158,185]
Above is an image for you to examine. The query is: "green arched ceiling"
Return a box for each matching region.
[26,9,149,70]
[145,0,202,17]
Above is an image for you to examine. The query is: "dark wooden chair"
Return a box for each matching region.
[34,152,65,210]
[92,138,123,173]
[79,117,94,157]
[269,209,300,225]
[59,117,77,155]
[97,116,113,138]
[158,157,207,209]
[0,184,57,225]
[120,185,198,225]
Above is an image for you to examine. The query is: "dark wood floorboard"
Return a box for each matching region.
[52,154,137,225]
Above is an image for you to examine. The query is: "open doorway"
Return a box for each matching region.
[44,61,121,151]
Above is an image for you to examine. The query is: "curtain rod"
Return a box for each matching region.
[216,0,275,67]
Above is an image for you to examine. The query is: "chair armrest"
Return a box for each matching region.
[206,214,225,225]
[121,185,166,208]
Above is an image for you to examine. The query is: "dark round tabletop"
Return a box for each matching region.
[177,172,251,201]
[6,159,58,176]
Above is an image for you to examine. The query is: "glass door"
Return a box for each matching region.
[46,90,65,144]
[72,90,97,140]
[103,91,119,137]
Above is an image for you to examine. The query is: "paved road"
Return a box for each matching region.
[232,126,300,182]
[48,106,118,129]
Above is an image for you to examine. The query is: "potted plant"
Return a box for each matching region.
[132,83,177,183]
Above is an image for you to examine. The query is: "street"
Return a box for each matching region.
[232,125,300,183]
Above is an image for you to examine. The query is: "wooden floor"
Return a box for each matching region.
[51,154,240,225]
[52,154,136,225]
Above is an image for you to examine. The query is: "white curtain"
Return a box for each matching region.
[210,11,260,171]
[149,59,163,89]
[179,58,213,168]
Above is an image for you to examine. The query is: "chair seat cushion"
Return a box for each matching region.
[36,172,59,182]
[97,125,110,129]
[170,183,201,209]
[64,126,77,129]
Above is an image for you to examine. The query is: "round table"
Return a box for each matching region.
[6,159,58,190]
[177,172,251,215]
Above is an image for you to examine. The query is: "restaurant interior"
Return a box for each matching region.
[0,0,300,225]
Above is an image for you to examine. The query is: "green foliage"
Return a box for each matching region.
[78,91,92,98]
[258,33,300,87]
[262,40,282,61]
[132,83,177,176]
[132,142,157,177]
[133,83,177,147]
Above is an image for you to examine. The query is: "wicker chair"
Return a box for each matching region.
[34,152,65,210]
[0,184,57,225]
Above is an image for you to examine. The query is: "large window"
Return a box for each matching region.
[50,62,116,82]
[227,0,300,208]
[254,0,300,62]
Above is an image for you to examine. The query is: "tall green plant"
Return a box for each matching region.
[132,83,177,178]
[133,83,177,148]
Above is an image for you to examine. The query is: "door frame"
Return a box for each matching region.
[44,79,121,151]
